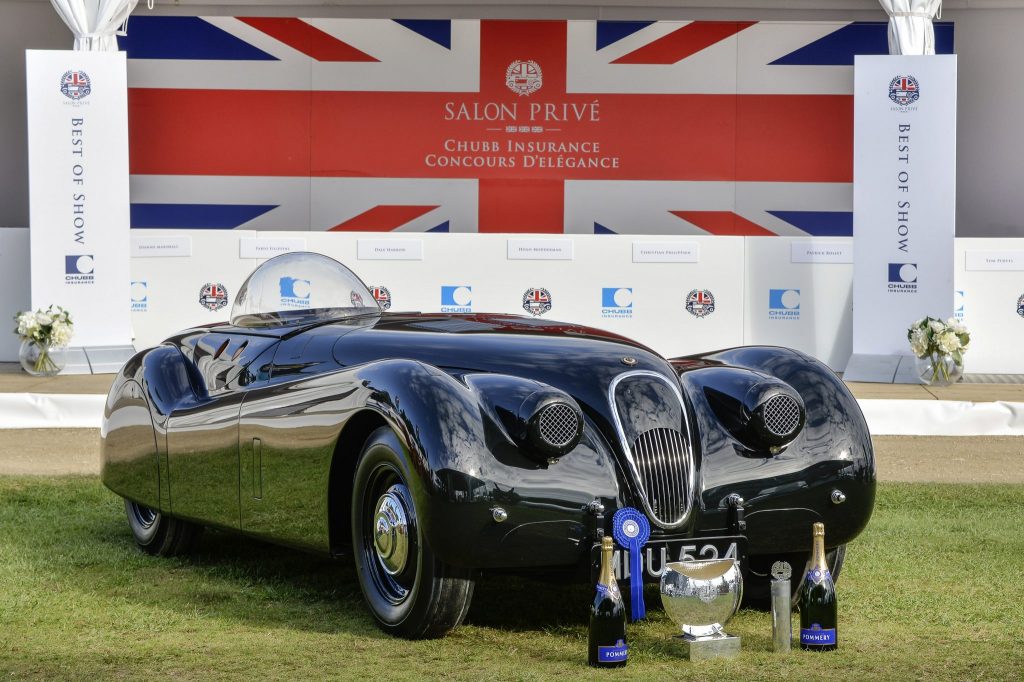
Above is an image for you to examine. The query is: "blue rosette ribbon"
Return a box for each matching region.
[612,507,651,621]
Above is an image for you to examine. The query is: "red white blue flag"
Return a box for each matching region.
[121,18,953,235]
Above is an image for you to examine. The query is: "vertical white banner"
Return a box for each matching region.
[852,55,956,361]
[26,50,132,348]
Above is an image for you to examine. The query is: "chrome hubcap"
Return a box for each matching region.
[372,490,409,576]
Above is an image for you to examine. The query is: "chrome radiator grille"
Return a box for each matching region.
[630,427,691,527]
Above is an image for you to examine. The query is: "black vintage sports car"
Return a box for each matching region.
[101,252,874,639]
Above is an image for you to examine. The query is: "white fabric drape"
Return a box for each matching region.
[878,0,943,55]
[49,0,139,51]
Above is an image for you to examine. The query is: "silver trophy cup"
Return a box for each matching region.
[660,559,743,659]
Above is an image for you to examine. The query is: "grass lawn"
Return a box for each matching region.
[1,478,1022,680]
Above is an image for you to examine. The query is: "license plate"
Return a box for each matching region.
[611,536,747,581]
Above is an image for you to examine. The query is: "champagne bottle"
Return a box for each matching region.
[588,536,627,667]
[799,522,838,651]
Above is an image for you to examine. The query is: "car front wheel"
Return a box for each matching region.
[124,499,203,556]
[352,427,475,639]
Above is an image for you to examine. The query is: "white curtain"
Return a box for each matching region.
[49,0,139,51]
[878,0,943,55]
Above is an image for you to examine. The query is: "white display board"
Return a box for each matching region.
[128,232,745,358]
[0,231,1011,372]
[954,239,1024,374]
[744,237,854,370]
[851,56,957,374]
[26,50,132,348]
[0,229,31,361]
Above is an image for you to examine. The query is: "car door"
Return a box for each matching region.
[166,332,278,528]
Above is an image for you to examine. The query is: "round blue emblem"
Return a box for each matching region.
[60,70,91,101]
[889,74,920,107]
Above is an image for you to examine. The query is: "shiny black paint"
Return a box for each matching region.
[101,312,875,577]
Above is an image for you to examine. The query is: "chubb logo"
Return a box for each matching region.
[889,74,920,107]
[601,287,633,319]
[130,281,148,312]
[506,60,542,96]
[441,285,472,313]
[65,255,95,284]
[888,263,918,293]
[955,289,966,322]
[768,289,801,320]
[279,276,311,308]
[60,70,91,101]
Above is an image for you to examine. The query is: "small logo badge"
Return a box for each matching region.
[441,285,472,313]
[601,287,633,319]
[371,286,392,311]
[768,288,801,320]
[956,289,966,322]
[888,263,918,293]
[199,282,229,311]
[889,74,920,107]
[130,281,148,312]
[279,276,311,308]
[685,289,715,318]
[350,291,365,307]
[64,255,95,284]
[506,60,543,96]
[1017,294,1024,318]
[522,287,552,316]
[60,70,91,101]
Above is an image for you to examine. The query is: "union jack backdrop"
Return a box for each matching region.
[120,18,953,236]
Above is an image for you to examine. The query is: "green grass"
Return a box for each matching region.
[0,478,1022,680]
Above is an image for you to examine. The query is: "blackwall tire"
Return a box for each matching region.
[352,427,475,639]
[742,544,847,610]
[124,499,203,557]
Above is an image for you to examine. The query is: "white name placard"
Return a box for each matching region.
[131,235,193,258]
[632,241,699,263]
[965,250,1024,271]
[239,237,307,259]
[357,239,424,261]
[507,239,574,260]
[791,241,853,264]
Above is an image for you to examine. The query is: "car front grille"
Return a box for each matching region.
[609,370,696,530]
[630,427,691,527]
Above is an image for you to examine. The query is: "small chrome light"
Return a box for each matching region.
[831,489,847,505]
[491,507,508,523]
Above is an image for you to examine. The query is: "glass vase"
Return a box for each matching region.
[18,339,66,377]
[915,352,962,387]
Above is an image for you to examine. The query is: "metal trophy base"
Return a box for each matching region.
[672,633,741,660]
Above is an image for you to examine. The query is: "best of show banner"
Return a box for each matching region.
[26,50,132,348]
[852,55,957,357]
[119,18,952,235]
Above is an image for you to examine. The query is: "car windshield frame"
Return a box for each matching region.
[229,252,381,329]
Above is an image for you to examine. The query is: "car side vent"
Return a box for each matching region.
[631,427,690,527]
[761,394,802,438]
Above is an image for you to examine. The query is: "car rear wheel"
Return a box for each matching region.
[743,544,847,609]
[352,427,474,639]
[124,499,203,556]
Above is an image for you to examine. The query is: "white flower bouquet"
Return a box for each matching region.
[906,316,969,384]
[13,305,74,375]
